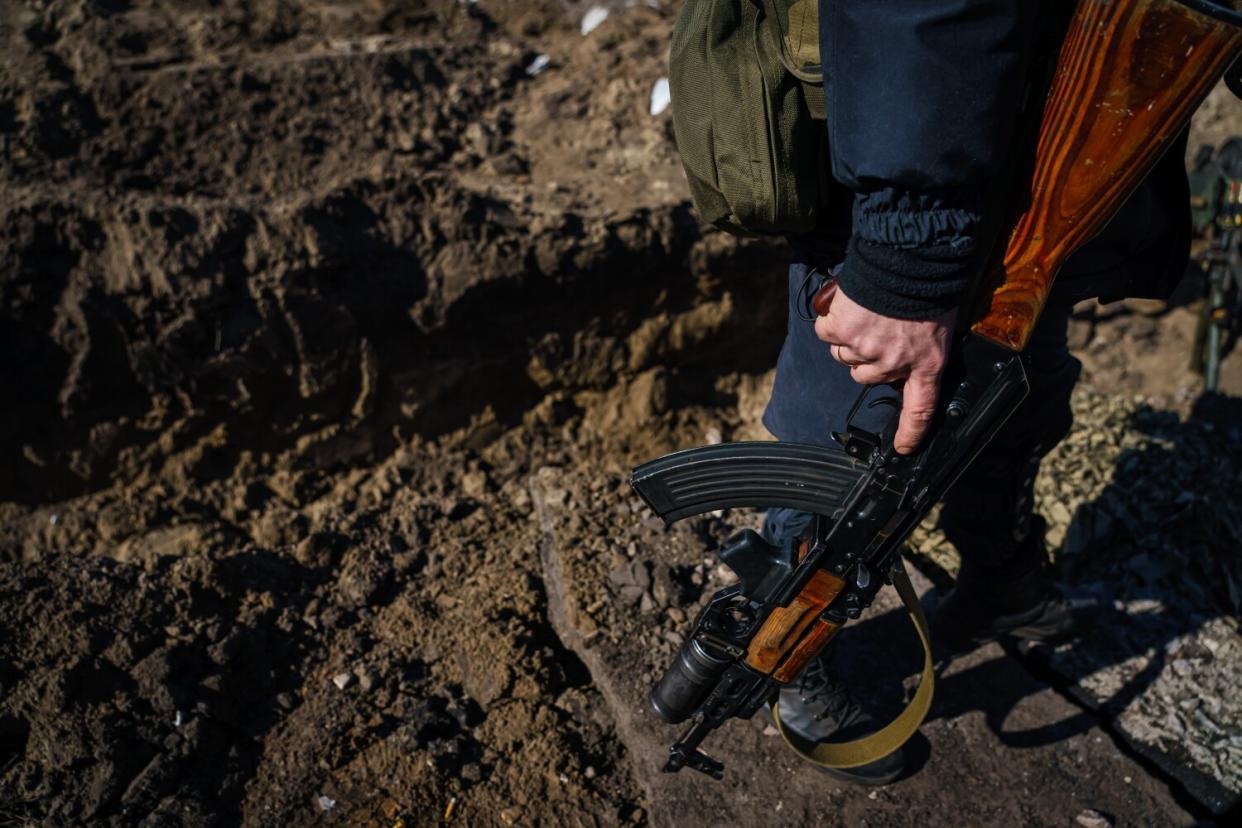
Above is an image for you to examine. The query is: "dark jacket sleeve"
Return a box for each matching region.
[820,0,1040,319]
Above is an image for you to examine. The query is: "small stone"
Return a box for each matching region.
[332,672,353,690]
[608,564,635,588]
[508,485,532,514]
[629,560,651,590]
[461,470,489,498]
[1075,808,1114,828]
[317,795,336,811]
[619,585,644,606]
[585,765,597,779]
[541,484,569,508]
[651,576,671,609]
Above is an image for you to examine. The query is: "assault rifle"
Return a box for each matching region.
[632,0,1242,779]
[1189,137,1242,390]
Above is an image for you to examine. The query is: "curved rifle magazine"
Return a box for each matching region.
[631,441,867,523]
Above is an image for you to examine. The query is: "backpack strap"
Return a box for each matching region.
[762,0,828,120]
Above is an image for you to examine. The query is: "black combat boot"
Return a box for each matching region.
[933,436,1096,654]
[931,516,1095,652]
[772,655,907,785]
[762,508,907,785]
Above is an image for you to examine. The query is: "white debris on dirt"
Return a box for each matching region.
[581,6,610,36]
[317,795,336,811]
[649,77,671,116]
[525,54,551,77]
[1075,808,1114,828]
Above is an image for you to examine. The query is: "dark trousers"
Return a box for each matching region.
[762,261,1081,596]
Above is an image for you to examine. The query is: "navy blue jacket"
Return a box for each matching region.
[818,0,1191,318]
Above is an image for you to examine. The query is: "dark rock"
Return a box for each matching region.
[336,547,395,609]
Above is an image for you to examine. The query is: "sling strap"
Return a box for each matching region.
[772,565,934,768]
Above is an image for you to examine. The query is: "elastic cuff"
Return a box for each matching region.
[836,235,974,320]
[852,187,979,250]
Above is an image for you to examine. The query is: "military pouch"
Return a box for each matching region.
[668,0,829,236]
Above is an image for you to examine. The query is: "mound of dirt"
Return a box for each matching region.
[0,2,778,823]
[1,0,704,505]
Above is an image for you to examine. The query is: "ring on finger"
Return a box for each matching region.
[834,344,861,368]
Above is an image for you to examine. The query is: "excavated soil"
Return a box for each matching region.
[2,2,1240,826]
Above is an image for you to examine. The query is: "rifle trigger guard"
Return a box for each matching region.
[831,384,898,461]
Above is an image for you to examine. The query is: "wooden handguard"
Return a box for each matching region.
[972,0,1242,351]
[744,539,847,681]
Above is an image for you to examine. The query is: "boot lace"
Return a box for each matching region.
[797,656,862,727]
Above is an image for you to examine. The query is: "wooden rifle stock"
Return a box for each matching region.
[972,0,1242,351]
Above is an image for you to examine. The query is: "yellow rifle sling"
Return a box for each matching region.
[772,566,934,769]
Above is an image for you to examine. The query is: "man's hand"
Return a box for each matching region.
[814,285,956,455]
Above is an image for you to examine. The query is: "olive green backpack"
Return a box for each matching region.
[668,0,829,236]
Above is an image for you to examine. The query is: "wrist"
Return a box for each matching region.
[836,235,973,321]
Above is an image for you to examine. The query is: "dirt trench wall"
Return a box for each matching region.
[0,4,795,824]
[1,0,788,503]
